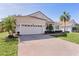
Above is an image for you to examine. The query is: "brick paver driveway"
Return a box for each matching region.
[18,34,79,56]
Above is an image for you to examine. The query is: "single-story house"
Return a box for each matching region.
[14,11,54,35]
[59,19,77,32]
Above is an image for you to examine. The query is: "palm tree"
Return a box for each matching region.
[2,16,16,35]
[60,12,71,32]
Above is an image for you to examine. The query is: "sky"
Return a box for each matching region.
[0,3,79,23]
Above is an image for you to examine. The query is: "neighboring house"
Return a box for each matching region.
[14,11,54,35]
[59,19,77,32]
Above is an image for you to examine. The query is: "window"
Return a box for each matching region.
[30,25,32,27]
[35,25,38,27]
[39,25,42,27]
[33,25,35,27]
[25,25,27,27]
[22,24,25,26]
[21,24,43,27]
[27,25,30,27]
[17,24,20,26]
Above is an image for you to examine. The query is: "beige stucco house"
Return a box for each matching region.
[58,20,77,32]
[14,11,54,35]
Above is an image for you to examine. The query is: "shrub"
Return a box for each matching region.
[46,24,53,31]
[5,34,18,42]
[51,32,67,37]
[45,30,63,34]
[54,30,62,33]
[64,31,69,33]
[8,35,15,38]
[16,31,20,36]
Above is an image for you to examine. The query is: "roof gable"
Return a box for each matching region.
[69,20,77,24]
[28,11,54,22]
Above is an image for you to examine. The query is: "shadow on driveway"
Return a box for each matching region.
[19,34,54,42]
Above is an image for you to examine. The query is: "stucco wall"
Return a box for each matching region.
[14,16,46,35]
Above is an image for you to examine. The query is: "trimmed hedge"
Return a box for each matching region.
[45,30,67,37]
[51,32,67,37]
[45,30,62,34]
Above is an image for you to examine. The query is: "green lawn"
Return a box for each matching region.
[0,32,18,56]
[58,33,79,44]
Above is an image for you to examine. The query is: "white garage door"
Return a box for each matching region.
[16,24,45,35]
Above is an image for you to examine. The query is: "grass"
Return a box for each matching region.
[0,32,18,56]
[58,33,79,44]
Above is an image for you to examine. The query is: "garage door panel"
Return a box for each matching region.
[19,27,44,35]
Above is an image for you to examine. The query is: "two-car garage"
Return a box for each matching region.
[15,16,46,35]
[16,24,45,35]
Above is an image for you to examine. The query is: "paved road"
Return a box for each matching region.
[18,34,79,56]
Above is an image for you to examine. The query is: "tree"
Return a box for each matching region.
[72,24,79,32]
[0,21,4,32]
[2,16,16,35]
[60,12,71,32]
[46,24,53,31]
[72,27,77,32]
